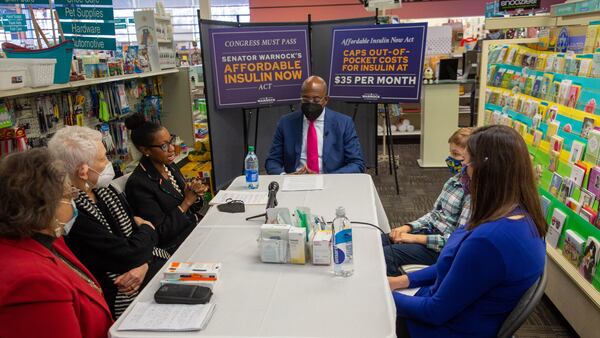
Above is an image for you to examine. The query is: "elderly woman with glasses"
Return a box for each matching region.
[125,113,208,254]
[0,149,113,338]
[48,126,169,318]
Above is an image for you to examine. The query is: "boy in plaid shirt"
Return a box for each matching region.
[382,128,472,276]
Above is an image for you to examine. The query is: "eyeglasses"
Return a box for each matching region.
[301,96,324,104]
[148,135,176,152]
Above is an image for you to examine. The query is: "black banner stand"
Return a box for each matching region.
[383,104,399,194]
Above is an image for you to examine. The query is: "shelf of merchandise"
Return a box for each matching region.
[477,38,540,126]
[0,69,179,99]
[556,12,600,26]
[174,151,189,165]
[377,130,421,137]
[478,15,600,332]
[485,11,600,30]
[485,14,554,30]
[547,244,600,308]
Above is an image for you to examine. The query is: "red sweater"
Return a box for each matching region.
[0,236,113,338]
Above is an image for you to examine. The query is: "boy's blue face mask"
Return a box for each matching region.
[445,156,462,174]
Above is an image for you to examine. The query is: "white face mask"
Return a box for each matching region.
[90,163,115,188]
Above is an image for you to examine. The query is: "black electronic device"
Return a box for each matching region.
[217,199,245,213]
[438,58,460,81]
[154,283,213,305]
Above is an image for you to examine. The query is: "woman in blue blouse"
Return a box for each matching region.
[389,125,547,338]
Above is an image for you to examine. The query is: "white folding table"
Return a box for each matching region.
[109,174,396,338]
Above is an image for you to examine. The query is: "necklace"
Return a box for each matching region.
[56,254,103,294]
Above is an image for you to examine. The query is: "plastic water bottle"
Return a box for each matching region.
[245,146,259,189]
[333,207,354,277]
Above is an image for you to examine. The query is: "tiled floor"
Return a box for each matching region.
[371,141,579,338]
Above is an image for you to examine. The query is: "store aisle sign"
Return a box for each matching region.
[327,23,428,102]
[0,0,47,4]
[1,14,27,32]
[209,25,311,109]
[498,0,540,11]
[72,36,116,50]
[62,22,115,36]
[55,0,113,5]
[56,6,114,21]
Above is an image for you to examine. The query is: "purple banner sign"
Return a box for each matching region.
[328,23,428,102]
[210,26,311,109]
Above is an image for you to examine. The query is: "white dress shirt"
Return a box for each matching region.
[299,109,325,172]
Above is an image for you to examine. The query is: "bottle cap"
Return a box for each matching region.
[248,146,255,151]
[335,207,346,217]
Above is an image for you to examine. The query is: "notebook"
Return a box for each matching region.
[118,302,216,332]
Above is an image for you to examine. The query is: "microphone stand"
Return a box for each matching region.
[245,197,278,221]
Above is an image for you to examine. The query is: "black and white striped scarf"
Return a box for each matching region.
[75,187,170,317]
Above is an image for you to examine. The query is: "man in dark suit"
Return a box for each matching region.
[265,76,365,174]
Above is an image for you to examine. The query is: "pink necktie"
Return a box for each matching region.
[307,121,319,173]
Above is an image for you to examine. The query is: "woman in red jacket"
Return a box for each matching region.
[0,149,113,338]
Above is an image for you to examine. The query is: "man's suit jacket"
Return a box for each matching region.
[0,236,113,338]
[265,108,366,174]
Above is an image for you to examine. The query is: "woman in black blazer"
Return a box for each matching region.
[125,114,207,254]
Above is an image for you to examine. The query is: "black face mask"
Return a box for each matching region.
[301,102,324,121]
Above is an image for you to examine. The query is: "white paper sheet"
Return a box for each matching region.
[118,302,215,331]
[394,288,420,297]
[281,175,324,191]
[209,190,269,205]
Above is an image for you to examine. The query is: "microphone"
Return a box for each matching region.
[245,181,279,221]
[266,181,279,209]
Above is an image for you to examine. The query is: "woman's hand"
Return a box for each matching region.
[114,263,149,295]
[133,216,155,230]
[189,179,209,196]
[388,275,410,290]
[179,183,200,213]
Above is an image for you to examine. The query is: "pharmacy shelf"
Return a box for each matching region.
[485,14,554,30]
[174,152,189,165]
[377,130,421,136]
[547,244,600,308]
[157,39,172,43]
[0,68,179,99]
[555,12,600,26]
[486,10,600,30]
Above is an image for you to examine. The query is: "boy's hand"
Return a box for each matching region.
[394,233,427,245]
[389,225,412,243]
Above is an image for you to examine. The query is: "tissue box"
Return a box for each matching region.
[260,224,290,263]
[311,231,332,265]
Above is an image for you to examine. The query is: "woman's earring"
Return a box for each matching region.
[54,222,63,237]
